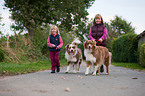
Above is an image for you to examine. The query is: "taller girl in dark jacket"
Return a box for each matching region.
[89,14,107,73]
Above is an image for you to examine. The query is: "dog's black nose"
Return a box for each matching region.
[88,46,91,49]
[70,50,73,52]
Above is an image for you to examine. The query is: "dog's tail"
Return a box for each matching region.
[71,38,81,45]
[109,52,112,65]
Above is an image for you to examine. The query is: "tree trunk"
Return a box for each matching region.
[28,28,34,40]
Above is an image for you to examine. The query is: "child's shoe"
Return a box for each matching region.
[56,66,60,72]
[51,70,55,73]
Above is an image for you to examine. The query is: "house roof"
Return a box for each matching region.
[137,30,145,40]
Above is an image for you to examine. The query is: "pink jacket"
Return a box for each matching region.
[89,27,107,40]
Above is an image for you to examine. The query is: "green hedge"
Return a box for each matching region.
[138,44,145,67]
[112,33,138,63]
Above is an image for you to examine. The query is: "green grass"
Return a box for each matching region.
[0,59,67,76]
[112,62,145,71]
[1,61,145,76]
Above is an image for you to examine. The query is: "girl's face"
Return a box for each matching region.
[95,17,101,24]
[51,27,57,35]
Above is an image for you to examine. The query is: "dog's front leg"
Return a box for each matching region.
[73,64,77,73]
[77,60,81,72]
[65,62,71,73]
[85,61,91,76]
[92,64,99,76]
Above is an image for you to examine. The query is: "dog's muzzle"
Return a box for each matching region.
[88,45,92,50]
[70,50,74,55]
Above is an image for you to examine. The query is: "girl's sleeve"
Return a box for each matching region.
[89,28,95,40]
[47,36,52,47]
[58,36,63,48]
[101,27,107,40]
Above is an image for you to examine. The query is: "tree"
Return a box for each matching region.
[109,15,135,37]
[4,0,95,39]
[0,14,4,36]
[105,15,136,51]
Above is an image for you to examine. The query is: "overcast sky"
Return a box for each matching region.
[87,0,145,34]
[0,0,145,36]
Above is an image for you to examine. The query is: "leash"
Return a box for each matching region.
[96,40,102,46]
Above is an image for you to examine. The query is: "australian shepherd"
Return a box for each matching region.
[65,39,83,73]
[84,40,111,76]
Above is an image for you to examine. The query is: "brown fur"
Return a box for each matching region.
[84,40,111,75]
[65,43,82,73]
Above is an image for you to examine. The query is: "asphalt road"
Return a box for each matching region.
[0,62,145,96]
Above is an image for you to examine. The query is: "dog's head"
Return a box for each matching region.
[84,40,96,50]
[65,44,77,55]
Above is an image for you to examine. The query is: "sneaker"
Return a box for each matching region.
[51,70,55,73]
[56,66,60,73]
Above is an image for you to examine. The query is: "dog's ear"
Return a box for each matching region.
[83,40,87,48]
[72,42,77,45]
[65,44,70,49]
[92,39,96,45]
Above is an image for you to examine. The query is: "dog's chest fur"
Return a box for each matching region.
[65,51,77,62]
[84,49,96,63]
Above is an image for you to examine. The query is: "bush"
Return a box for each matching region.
[138,44,145,67]
[0,46,4,62]
[112,33,138,63]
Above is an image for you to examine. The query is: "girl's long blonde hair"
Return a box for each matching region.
[49,25,60,35]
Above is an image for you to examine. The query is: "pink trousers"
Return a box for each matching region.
[49,51,60,70]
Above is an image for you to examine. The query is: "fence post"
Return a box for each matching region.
[7,35,9,48]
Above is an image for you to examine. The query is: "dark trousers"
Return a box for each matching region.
[49,51,60,70]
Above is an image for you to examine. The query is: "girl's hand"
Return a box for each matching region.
[99,38,103,43]
[51,44,56,48]
[56,46,60,49]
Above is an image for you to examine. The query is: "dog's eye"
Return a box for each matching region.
[69,47,71,49]
[72,47,75,49]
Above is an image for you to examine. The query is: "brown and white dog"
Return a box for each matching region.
[84,40,111,76]
[65,39,83,73]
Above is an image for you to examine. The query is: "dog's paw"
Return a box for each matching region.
[92,73,96,76]
[73,71,77,74]
[65,71,68,74]
[85,74,88,76]
[97,73,100,75]
[106,73,109,75]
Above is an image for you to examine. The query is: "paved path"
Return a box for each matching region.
[0,62,145,96]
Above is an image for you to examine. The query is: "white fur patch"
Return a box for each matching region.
[65,52,77,62]
[84,49,96,63]
[85,66,90,75]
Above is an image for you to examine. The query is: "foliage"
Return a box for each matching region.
[0,46,4,62]
[105,16,136,52]
[4,0,95,39]
[138,43,145,67]
[110,15,135,37]
[112,33,138,63]
[1,33,47,63]
[0,14,4,36]
[0,23,76,63]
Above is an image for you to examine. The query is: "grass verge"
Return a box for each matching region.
[112,62,145,71]
[0,59,67,76]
